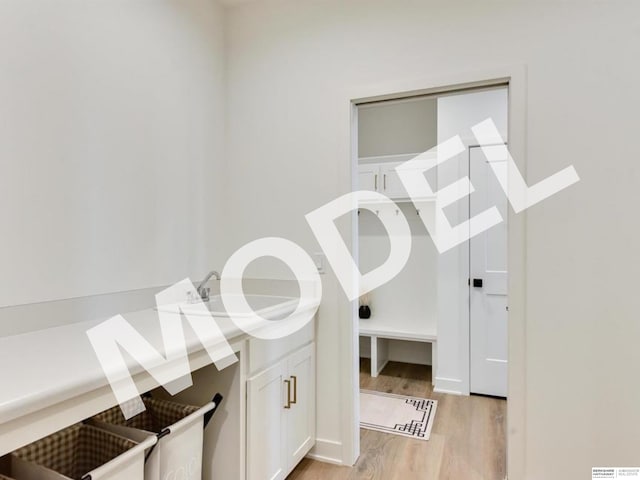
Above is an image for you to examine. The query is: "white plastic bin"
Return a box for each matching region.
[10,423,155,480]
[89,393,222,480]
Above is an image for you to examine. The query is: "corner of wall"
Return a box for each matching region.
[434,376,466,396]
[307,438,345,466]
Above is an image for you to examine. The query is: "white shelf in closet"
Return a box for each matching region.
[359,314,436,342]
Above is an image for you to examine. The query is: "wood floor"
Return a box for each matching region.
[288,359,506,480]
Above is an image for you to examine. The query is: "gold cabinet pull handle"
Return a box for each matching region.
[374,174,378,191]
[284,379,291,409]
[290,376,297,405]
[383,174,386,190]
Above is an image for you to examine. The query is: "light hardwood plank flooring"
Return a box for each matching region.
[287,359,506,480]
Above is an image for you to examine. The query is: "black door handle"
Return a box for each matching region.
[473,278,483,288]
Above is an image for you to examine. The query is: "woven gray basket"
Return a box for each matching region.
[93,397,199,434]
[13,424,136,480]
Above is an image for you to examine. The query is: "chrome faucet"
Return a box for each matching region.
[197,270,220,301]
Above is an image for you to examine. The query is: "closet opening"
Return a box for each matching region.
[350,83,510,478]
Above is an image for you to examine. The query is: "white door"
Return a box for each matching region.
[285,343,316,472]
[469,146,508,397]
[358,164,379,191]
[247,361,288,480]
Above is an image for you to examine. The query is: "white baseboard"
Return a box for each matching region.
[306,438,344,465]
[434,376,466,395]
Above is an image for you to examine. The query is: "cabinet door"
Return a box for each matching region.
[247,361,288,480]
[285,343,316,473]
[379,162,410,199]
[358,164,380,192]
[380,160,437,201]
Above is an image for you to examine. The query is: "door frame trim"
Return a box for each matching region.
[343,65,527,479]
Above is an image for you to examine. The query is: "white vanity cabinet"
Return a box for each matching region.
[284,343,316,470]
[247,341,316,480]
[247,360,288,480]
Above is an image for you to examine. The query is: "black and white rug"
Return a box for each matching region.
[360,390,437,441]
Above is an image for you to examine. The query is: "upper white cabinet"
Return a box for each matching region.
[358,163,379,192]
[378,162,406,198]
[359,163,408,198]
[358,153,435,202]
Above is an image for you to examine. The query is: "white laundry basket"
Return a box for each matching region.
[10,423,155,480]
[89,393,223,480]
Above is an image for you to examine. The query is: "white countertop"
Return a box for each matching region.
[0,294,319,458]
[0,307,248,426]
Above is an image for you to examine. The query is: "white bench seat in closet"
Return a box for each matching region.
[359,315,437,383]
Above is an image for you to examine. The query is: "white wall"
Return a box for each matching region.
[358,206,437,329]
[358,98,437,157]
[225,1,640,477]
[0,286,162,337]
[0,0,227,315]
[358,205,437,365]
[435,87,508,394]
